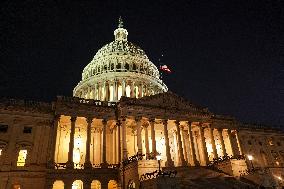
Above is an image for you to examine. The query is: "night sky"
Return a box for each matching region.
[0,1,283,126]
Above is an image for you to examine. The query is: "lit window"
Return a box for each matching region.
[0,149,2,156]
[12,185,21,189]
[17,150,27,166]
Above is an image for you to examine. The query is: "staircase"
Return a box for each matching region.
[164,167,257,189]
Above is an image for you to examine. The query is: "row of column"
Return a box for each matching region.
[78,80,159,101]
[51,116,243,169]
[119,118,243,167]
[63,116,109,169]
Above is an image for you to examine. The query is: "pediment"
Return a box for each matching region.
[120,91,211,114]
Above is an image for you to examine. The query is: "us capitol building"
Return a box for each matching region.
[0,19,283,189]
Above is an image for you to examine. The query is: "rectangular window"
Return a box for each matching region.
[17,149,27,166]
[23,127,32,134]
[0,124,8,133]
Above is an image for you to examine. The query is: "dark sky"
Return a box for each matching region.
[0,0,283,126]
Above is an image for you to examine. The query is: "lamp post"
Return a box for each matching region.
[156,154,162,174]
[247,155,254,170]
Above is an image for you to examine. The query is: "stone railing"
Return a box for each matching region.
[0,98,52,113]
[122,153,145,166]
[207,154,246,167]
[52,162,119,170]
[139,170,177,181]
[57,96,117,107]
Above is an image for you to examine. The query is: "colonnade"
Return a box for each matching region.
[76,80,164,101]
[52,115,243,169]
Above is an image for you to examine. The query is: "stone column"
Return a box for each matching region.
[112,127,117,163]
[150,118,157,155]
[144,124,150,158]
[235,130,243,155]
[66,116,76,169]
[101,119,108,167]
[113,80,118,101]
[94,83,98,100]
[105,82,109,101]
[136,117,143,155]
[227,129,235,156]
[130,81,135,98]
[180,126,188,163]
[84,117,92,169]
[121,117,128,159]
[49,115,60,166]
[208,126,218,159]
[98,83,101,101]
[163,119,174,167]
[217,128,227,156]
[87,86,91,99]
[187,122,198,166]
[117,120,121,163]
[199,125,210,165]
[122,80,126,97]
[138,83,143,98]
[175,120,186,166]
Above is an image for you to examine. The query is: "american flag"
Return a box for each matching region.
[160,65,172,73]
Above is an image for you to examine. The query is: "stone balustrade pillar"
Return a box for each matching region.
[84,117,93,169]
[217,128,227,156]
[66,116,76,169]
[199,125,210,165]
[175,120,186,166]
[208,126,218,159]
[163,119,174,167]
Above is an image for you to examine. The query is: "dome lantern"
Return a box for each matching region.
[114,17,128,41]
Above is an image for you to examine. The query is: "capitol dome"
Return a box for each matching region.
[73,18,168,101]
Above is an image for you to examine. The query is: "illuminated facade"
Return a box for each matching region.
[0,19,283,189]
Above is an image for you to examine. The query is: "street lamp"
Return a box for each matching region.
[156,154,162,174]
[247,155,254,170]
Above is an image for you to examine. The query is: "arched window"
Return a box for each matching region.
[108,180,118,189]
[53,180,64,189]
[104,64,107,72]
[17,149,27,166]
[91,180,101,189]
[12,184,21,189]
[72,180,83,189]
[132,63,136,71]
